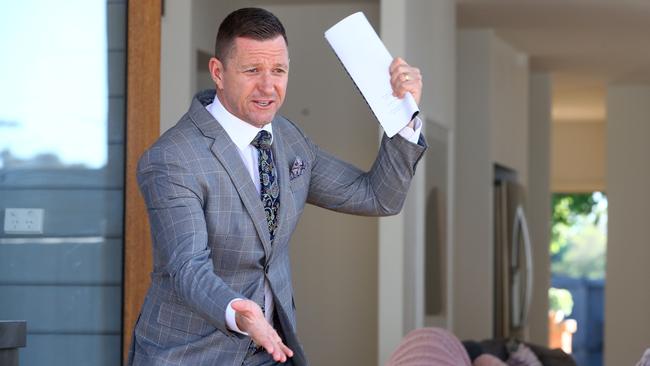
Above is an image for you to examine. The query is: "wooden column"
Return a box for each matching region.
[123,0,161,362]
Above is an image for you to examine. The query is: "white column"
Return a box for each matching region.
[605,85,650,366]
[454,29,529,341]
[527,73,552,345]
[378,1,456,365]
[454,29,494,340]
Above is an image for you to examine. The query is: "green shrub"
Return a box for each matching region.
[549,287,574,317]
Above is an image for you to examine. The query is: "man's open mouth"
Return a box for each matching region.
[254,100,273,107]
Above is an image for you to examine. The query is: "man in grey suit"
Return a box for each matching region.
[129,7,426,366]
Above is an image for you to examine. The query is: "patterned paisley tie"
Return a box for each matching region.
[251,130,280,242]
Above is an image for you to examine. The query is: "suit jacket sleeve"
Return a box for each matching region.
[137,145,244,335]
[306,132,427,216]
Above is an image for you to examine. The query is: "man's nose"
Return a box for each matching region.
[257,73,274,94]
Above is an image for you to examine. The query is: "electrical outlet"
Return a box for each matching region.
[4,208,44,234]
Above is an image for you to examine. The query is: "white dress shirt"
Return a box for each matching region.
[205,95,422,335]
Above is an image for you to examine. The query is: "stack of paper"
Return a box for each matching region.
[324,12,420,137]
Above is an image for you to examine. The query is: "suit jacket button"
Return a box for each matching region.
[264,265,270,274]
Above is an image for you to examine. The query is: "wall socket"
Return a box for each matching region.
[4,208,45,235]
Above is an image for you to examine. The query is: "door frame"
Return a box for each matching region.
[123,0,161,362]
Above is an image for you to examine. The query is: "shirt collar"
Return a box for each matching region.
[205,94,273,150]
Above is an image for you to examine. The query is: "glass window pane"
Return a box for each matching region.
[0,2,125,365]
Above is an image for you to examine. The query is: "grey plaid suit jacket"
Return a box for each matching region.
[128,90,427,366]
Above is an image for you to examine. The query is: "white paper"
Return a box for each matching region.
[324,12,419,137]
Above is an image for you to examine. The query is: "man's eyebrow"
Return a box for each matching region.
[238,61,289,70]
[239,62,261,69]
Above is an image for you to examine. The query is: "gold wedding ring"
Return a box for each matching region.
[402,73,411,82]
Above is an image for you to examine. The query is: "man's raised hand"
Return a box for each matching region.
[389,57,422,105]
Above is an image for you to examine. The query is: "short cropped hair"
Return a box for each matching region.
[215,7,288,63]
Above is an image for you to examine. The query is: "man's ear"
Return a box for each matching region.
[209,57,225,90]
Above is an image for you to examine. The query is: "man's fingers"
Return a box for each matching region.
[231,299,293,362]
[260,332,279,354]
[392,78,422,99]
[231,299,254,313]
[391,66,421,87]
[388,58,423,104]
[279,342,294,358]
[262,332,293,362]
[390,65,411,85]
[271,340,293,363]
[273,347,286,362]
[392,76,422,92]
[271,334,293,360]
[233,299,271,336]
[390,65,421,90]
[390,58,421,82]
[389,57,406,74]
[262,337,287,362]
[262,341,275,356]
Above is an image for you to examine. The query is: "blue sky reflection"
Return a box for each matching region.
[0,1,108,169]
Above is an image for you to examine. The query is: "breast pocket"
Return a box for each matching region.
[289,174,309,207]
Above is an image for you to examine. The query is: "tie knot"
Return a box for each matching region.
[251,130,272,150]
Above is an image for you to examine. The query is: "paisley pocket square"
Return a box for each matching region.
[290,157,305,180]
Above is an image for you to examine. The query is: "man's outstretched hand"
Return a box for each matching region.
[231,299,294,363]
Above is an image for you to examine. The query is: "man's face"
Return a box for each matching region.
[210,36,289,128]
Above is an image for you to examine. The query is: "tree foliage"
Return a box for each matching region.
[549,287,574,316]
[550,193,607,279]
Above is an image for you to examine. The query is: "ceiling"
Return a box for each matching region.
[456,0,650,123]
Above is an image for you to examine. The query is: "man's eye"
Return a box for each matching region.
[274,68,287,74]
[244,68,257,73]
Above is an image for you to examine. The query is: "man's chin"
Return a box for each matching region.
[248,114,276,127]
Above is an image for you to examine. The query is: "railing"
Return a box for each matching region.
[0,321,26,366]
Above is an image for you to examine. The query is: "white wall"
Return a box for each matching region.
[160,1,194,133]
[527,73,552,345]
[490,37,529,186]
[404,2,456,130]
[191,0,240,93]
[605,85,650,366]
[191,0,224,57]
[551,121,606,192]
[454,29,529,340]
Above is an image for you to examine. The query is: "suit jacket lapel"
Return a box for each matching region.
[188,93,272,257]
[269,121,291,260]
